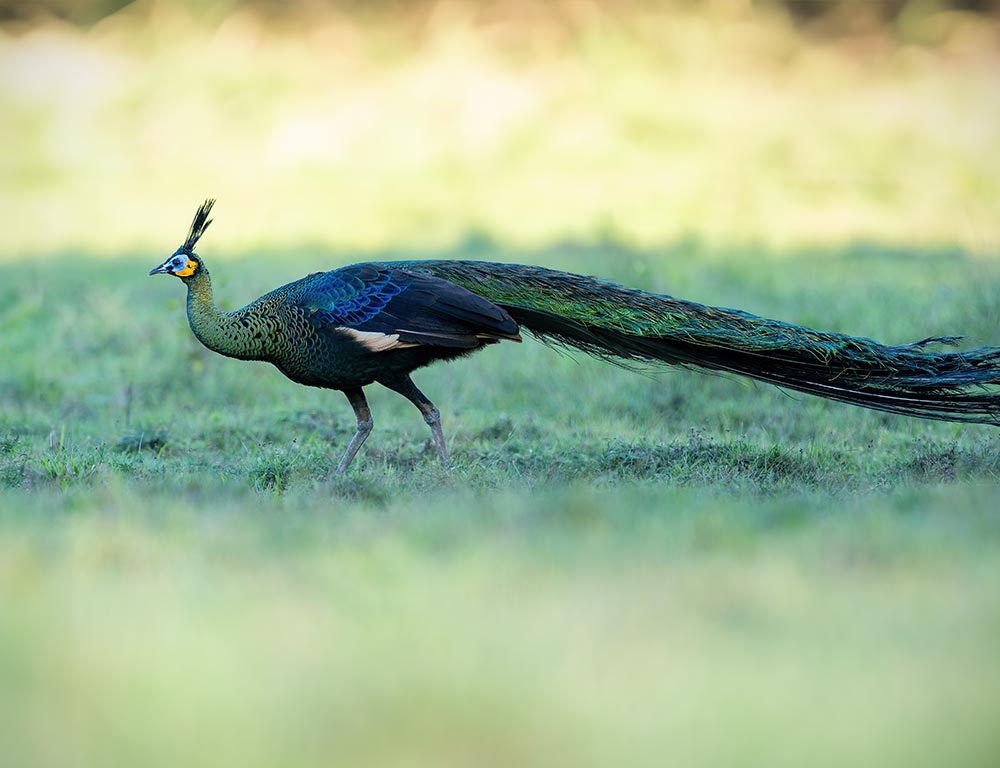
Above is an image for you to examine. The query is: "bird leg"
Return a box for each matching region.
[380,375,450,467]
[336,387,373,473]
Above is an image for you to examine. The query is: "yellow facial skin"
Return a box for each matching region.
[175,258,197,278]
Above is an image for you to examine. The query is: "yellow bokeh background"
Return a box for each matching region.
[2,0,999,258]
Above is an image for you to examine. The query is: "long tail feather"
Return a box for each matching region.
[390,260,1000,425]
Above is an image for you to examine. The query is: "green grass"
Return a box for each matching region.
[2,484,1000,768]
[2,240,1000,766]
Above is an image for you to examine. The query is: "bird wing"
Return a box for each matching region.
[291,264,520,350]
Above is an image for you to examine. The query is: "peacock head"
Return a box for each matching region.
[149,199,214,280]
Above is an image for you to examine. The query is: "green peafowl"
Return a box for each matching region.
[150,200,1000,472]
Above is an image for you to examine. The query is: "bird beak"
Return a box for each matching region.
[149,258,173,276]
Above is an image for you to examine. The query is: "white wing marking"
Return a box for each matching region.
[337,328,420,352]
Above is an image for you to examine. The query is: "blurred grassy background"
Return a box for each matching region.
[3,2,1000,767]
[2,0,1000,255]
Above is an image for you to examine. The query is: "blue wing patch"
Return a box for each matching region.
[293,266,406,327]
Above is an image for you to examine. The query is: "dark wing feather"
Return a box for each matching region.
[292,265,520,348]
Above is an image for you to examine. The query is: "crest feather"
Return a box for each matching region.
[181,199,215,253]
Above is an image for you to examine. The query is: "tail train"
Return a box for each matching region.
[390,260,1000,425]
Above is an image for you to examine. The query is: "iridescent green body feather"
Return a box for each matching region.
[182,264,512,391]
[152,201,1000,473]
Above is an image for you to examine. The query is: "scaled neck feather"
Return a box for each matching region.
[184,265,266,361]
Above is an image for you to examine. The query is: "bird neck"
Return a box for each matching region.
[184,266,265,361]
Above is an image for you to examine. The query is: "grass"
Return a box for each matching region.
[2,484,1000,768]
[3,3,1000,765]
[2,239,1000,766]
